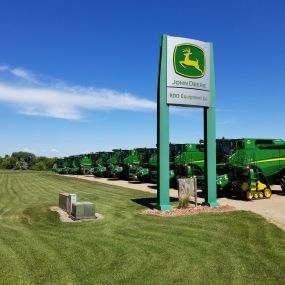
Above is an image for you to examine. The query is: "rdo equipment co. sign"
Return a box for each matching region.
[167,36,210,107]
[156,34,219,211]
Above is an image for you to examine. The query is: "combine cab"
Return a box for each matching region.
[216,138,285,200]
[128,148,156,181]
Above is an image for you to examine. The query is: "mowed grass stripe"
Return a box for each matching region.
[0,170,284,285]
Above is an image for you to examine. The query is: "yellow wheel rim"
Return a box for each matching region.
[258,191,264,199]
[241,182,249,191]
[253,192,259,199]
[264,188,272,198]
[246,191,253,200]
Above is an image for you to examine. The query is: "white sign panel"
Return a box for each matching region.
[167,36,211,107]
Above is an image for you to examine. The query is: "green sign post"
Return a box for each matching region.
[156,34,219,210]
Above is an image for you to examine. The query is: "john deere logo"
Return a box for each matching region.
[173,44,205,78]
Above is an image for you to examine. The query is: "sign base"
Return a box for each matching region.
[154,204,172,211]
[202,201,220,207]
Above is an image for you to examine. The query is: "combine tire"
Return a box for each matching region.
[253,192,259,199]
[258,191,264,199]
[263,188,272,198]
[280,175,285,192]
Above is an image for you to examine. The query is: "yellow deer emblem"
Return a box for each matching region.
[179,48,204,75]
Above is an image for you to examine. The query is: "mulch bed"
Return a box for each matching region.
[143,205,236,217]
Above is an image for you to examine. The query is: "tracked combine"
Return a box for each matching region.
[216,138,285,200]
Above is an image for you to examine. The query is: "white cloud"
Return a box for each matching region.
[0,65,156,120]
[10,67,37,82]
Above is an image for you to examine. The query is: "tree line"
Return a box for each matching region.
[0,152,57,171]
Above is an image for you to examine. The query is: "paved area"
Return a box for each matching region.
[64,175,285,230]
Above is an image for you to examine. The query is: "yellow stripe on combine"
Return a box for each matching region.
[250,157,285,164]
[192,160,204,163]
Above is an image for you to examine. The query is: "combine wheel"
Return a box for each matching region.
[253,192,259,199]
[246,191,253,201]
[263,188,272,198]
[258,191,264,199]
[241,182,249,192]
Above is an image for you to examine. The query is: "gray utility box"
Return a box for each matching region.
[59,193,70,211]
[67,194,77,214]
[59,193,77,213]
[71,202,96,220]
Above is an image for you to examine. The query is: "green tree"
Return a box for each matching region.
[31,161,47,171]
[1,156,17,169]
[11,152,36,168]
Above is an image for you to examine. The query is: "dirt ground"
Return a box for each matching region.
[64,175,285,231]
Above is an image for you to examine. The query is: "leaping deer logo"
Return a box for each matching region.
[179,48,204,76]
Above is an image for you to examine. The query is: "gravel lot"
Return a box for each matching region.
[64,175,285,230]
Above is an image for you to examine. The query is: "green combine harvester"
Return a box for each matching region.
[66,155,82,174]
[57,156,73,174]
[55,155,91,175]
[117,148,155,180]
[128,148,156,181]
[136,149,157,182]
[150,143,187,184]
[92,152,113,177]
[135,144,204,183]
[172,143,204,178]
[106,149,130,178]
[79,154,93,174]
[215,138,285,200]
[53,158,64,173]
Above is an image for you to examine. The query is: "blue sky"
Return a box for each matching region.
[0,0,284,157]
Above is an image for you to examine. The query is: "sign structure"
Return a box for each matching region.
[167,36,210,107]
[156,34,219,211]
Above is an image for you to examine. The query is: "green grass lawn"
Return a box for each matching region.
[0,170,284,285]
